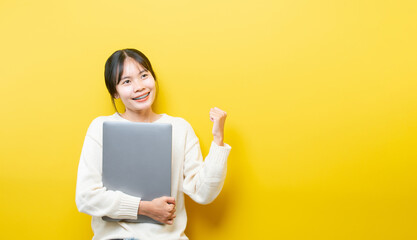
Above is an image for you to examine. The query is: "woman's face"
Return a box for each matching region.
[115,57,156,113]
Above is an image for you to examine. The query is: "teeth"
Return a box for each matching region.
[133,92,149,100]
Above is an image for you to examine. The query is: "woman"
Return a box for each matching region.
[75,48,231,240]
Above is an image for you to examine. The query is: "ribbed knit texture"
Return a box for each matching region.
[117,194,141,219]
[76,113,231,240]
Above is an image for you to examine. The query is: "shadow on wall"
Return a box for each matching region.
[184,124,252,238]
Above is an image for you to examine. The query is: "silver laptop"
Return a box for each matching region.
[102,121,172,224]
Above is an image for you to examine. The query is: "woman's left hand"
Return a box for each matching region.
[210,107,227,146]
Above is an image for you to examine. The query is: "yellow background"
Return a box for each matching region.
[1,0,416,239]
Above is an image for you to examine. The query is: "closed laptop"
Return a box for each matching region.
[102,121,172,224]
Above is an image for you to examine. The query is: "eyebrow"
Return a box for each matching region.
[121,69,148,80]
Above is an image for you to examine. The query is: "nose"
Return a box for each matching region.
[132,79,145,92]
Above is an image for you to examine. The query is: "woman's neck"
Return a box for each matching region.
[121,109,160,123]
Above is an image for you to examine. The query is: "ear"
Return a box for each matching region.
[114,93,119,99]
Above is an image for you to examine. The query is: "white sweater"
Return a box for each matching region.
[75,113,231,240]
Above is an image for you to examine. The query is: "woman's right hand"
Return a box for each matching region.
[138,196,176,225]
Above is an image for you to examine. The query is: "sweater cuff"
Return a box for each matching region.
[116,193,141,219]
[207,141,232,166]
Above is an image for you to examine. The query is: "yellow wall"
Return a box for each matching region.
[1,0,416,239]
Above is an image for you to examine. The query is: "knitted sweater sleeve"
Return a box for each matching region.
[75,118,140,219]
[182,121,232,204]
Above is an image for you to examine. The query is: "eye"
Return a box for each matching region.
[141,73,149,79]
[122,79,130,85]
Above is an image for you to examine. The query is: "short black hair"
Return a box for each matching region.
[104,48,158,113]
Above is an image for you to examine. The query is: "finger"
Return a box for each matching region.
[210,112,222,119]
[212,107,225,114]
[209,112,216,122]
[210,109,227,122]
[210,109,226,117]
[166,197,176,205]
[168,204,175,212]
[210,108,222,114]
[210,115,222,122]
[169,204,176,212]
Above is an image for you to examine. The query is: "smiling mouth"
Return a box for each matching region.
[132,92,150,100]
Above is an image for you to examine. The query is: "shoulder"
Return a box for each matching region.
[163,115,199,144]
[162,114,193,131]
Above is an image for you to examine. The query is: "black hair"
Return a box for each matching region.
[104,48,159,113]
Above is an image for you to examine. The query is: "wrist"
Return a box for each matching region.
[213,137,224,146]
[138,200,152,216]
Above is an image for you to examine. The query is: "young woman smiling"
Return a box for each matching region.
[75,48,231,240]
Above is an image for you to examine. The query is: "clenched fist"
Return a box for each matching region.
[209,107,227,146]
[138,196,176,225]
